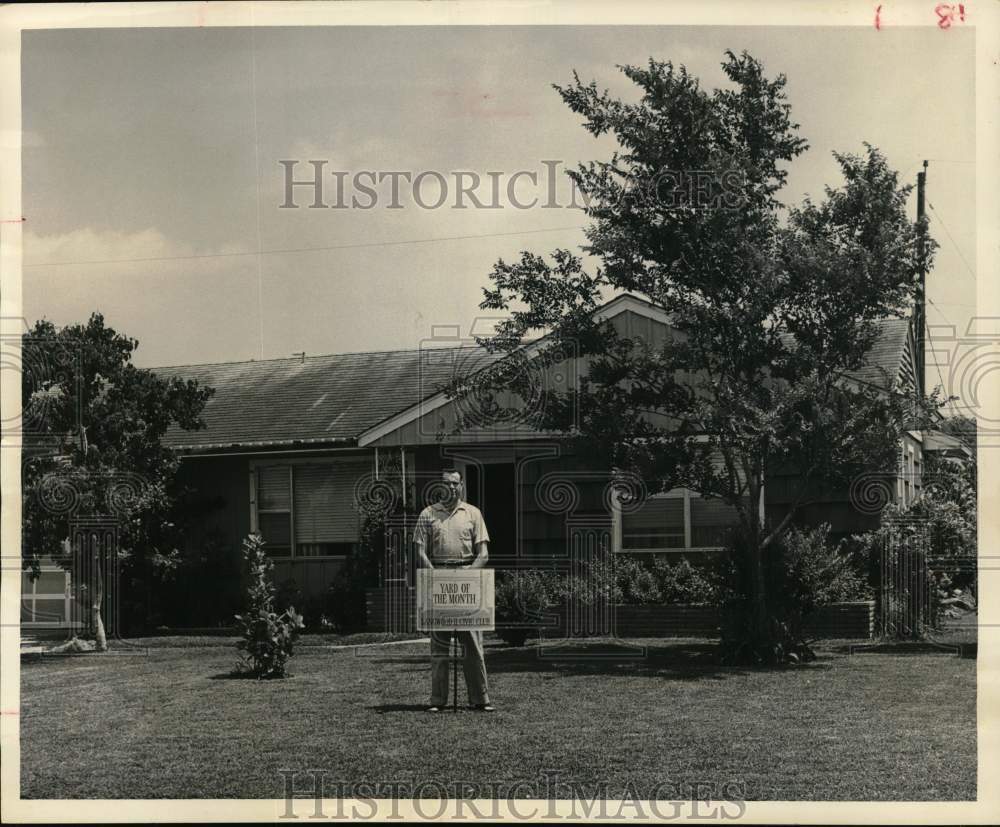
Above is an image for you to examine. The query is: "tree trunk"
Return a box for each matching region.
[747,482,770,656]
[91,545,108,651]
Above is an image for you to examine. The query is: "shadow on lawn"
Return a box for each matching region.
[371,703,435,714]
[487,641,734,680]
[208,670,300,680]
[373,640,833,681]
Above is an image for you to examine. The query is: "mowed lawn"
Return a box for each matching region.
[20,637,976,800]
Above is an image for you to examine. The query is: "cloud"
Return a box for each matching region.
[23,228,249,270]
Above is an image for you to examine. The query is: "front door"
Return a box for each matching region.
[461,461,517,563]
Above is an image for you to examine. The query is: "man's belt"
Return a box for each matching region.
[434,560,472,569]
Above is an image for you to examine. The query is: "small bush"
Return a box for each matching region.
[324,554,376,633]
[717,523,869,663]
[613,555,718,605]
[495,569,560,645]
[559,556,623,607]
[235,534,305,678]
[613,555,662,604]
[653,556,719,604]
[323,517,384,633]
[774,525,872,610]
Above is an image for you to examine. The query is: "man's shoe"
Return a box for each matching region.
[471,703,495,712]
[427,705,441,713]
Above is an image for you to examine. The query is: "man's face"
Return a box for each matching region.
[441,473,462,507]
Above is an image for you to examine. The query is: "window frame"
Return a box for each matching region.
[249,458,365,561]
[613,487,733,554]
[21,565,73,627]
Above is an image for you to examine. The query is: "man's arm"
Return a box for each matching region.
[415,543,434,570]
[467,540,488,569]
[467,507,490,569]
[413,512,434,569]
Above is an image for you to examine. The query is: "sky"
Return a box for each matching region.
[21,25,976,392]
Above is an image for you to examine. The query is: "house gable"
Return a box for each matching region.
[358,295,675,447]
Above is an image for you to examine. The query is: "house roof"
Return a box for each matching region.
[842,317,914,389]
[921,429,974,458]
[154,346,505,452]
[155,295,916,453]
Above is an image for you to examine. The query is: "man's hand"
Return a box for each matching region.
[467,543,489,570]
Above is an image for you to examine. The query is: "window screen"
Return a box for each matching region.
[293,462,369,544]
[257,466,291,511]
[689,496,739,548]
[622,496,685,549]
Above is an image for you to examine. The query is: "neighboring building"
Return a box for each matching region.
[144,294,945,628]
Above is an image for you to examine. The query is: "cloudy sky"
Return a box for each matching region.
[22,25,976,388]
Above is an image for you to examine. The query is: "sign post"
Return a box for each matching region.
[416,569,495,712]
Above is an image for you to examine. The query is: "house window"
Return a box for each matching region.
[690,496,739,548]
[256,466,292,556]
[252,461,368,558]
[621,493,685,549]
[900,443,918,508]
[21,567,71,626]
[620,489,740,552]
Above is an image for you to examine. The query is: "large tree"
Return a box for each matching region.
[460,52,941,661]
[21,313,213,649]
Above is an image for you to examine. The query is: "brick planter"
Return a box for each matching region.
[613,604,720,637]
[365,587,875,640]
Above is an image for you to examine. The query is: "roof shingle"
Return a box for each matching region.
[154,346,503,451]
[155,307,914,452]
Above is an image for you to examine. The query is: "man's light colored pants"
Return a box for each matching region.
[430,630,490,706]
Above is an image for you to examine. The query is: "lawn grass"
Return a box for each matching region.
[19,637,976,800]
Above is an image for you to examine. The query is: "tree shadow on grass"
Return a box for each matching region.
[370,703,437,714]
[503,640,837,680]
[483,640,732,681]
[208,670,299,680]
[372,640,832,681]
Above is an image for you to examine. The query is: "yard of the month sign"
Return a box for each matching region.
[416,569,495,631]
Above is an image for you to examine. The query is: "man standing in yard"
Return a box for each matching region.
[413,469,495,712]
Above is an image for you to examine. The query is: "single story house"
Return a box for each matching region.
[120,293,944,630]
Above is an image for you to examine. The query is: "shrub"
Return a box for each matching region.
[613,555,662,605]
[770,524,871,613]
[235,534,305,678]
[323,515,386,633]
[494,569,560,645]
[717,523,868,663]
[612,555,718,605]
[560,555,623,607]
[851,454,977,638]
[650,556,719,604]
[324,549,379,633]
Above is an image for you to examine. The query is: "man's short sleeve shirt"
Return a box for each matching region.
[413,501,490,564]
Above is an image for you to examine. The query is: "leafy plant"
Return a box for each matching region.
[613,555,663,605]
[494,569,561,645]
[717,523,868,663]
[235,534,305,678]
[323,515,384,633]
[452,51,942,662]
[650,556,720,604]
[851,451,977,638]
[21,313,213,646]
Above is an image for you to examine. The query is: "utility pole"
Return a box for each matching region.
[915,160,928,397]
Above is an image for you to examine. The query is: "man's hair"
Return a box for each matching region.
[441,468,463,481]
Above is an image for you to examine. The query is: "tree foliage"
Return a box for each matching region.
[21,313,214,639]
[457,52,942,661]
